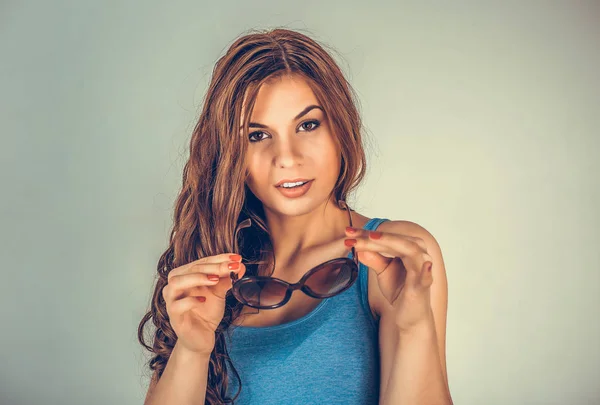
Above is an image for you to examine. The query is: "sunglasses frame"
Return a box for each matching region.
[230,200,359,309]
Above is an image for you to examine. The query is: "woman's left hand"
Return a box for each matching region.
[344,225,434,332]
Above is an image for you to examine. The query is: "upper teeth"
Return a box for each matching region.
[281,181,307,188]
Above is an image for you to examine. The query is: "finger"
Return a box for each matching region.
[165,264,246,302]
[345,227,427,252]
[169,255,243,280]
[346,233,425,260]
[168,295,207,317]
[354,249,394,275]
[417,260,434,289]
[402,260,435,291]
[210,263,248,299]
[196,252,243,265]
[163,273,219,302]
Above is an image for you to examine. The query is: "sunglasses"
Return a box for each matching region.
[229,200,359,309]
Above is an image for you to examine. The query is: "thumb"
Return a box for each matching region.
[417,261,434,288]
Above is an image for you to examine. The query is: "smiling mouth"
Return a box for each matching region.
[275,177,314,186]
[276,180,311,188]
[275,179,314,198]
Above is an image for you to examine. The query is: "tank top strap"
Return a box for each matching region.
[356,217,390,329]
[362,217,390,232]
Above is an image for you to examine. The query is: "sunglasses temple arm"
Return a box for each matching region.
[340,200,359,266]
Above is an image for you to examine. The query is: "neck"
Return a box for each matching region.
[262,198,349,272]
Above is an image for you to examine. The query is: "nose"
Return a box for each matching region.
[273,137,303,168]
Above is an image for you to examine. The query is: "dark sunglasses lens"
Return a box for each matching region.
[305,261,354,296]
[237,279,288,307]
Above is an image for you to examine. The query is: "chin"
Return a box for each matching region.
[264,198,315,216]
[272,198,338,218]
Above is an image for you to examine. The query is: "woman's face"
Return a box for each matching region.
[242,74,341,216]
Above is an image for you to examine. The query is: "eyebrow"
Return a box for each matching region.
[242,105,324,129]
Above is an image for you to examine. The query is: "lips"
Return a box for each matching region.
[275,178,312,187]
[276,179,313,198]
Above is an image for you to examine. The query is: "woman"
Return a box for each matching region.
[138,28,453,405]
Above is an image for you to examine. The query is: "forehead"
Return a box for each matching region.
[241,75,320,123]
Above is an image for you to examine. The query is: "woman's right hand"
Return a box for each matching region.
[162,253,245,356]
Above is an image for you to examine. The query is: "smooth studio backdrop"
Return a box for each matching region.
[1,1,598,404]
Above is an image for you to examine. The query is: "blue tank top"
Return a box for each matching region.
[224,217,390,404]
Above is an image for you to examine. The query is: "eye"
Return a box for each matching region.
[300,120,320,132]
[248,131,268,143]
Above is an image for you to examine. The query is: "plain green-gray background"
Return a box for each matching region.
[1,1,599,404]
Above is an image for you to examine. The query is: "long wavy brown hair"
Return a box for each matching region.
[137,27,369,404]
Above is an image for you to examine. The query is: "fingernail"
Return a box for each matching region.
[228,262,240,270]
[207,274,220,282]
[344,239,357,247]
[346,227,356,233]
[229,254,242,261]
[196,296,206,302]
[369,231,382,239]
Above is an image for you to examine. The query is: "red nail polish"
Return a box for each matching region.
[229,254,242,261]
[369,231,382,239]
[344,239,357,247]
[346,227,356,233]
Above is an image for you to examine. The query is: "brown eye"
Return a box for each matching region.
[248,131,268,143]
[300,120,320,131]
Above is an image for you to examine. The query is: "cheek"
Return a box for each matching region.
[245,153,267,186]
[317,142,341,172]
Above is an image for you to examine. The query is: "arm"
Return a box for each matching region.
[144,341,211,405]
[375,220,453,404]
[379,315,452,404]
